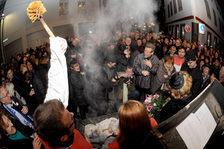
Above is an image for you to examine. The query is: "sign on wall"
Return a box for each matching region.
[185,25,191,33]
[199,23,205,34]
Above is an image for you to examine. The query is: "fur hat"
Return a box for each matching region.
[169,73,184,89]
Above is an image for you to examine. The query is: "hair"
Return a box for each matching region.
[0,86,4,99]
[164,55,174,64]
[117,100,151,148]
[169,46,176,53]
[177,46,186,52]
[5,83,14,97]
[0,109,7,137]
[20,64,27,72]
[34,99,69,147]
[171,71,192,98]
[145,43,155,52]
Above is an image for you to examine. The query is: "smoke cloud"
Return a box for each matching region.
[95,0,159,39]
[82,0,159,116]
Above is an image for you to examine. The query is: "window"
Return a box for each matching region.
[172,26,175,35]
[177,0,183,11]
[170,1,173,16]
[214,36,217,49]
[176,25,180,38]
[180,24,185,39]
[168,5,170,18]
[204,0,211,19]
[207,31,211,47]
[173,0,177,14]
[59,0,68,16]
[213,9,217,26]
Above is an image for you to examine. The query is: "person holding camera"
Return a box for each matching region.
[111,66,140,111]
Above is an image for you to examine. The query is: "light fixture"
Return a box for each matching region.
[77,0,85,8]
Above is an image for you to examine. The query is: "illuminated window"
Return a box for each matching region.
[59,0,68,16]
[207,31,211,47]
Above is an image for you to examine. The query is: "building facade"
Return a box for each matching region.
[164,0,224,49]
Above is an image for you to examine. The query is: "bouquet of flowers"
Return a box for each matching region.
[144,94,169,116]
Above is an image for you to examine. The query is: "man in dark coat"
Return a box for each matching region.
[68,60,88,119]
[133,43,159,95]
[181,50,203,98]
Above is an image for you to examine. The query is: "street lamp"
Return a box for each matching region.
[0,13,6,64]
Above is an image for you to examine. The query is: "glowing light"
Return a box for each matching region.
[151,23,155,26]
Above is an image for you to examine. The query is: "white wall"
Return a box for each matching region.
[3,0,100,58]
[164,0,224,44]
[164,0,193,23]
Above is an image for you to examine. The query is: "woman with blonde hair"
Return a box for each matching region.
[155,71,193,123]
[108,100,163,149]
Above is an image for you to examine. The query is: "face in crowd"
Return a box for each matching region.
[178,48,186,59]
[144,47,154,59]
[0,87,12,105]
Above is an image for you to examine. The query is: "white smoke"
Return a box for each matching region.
[95,0,159,39]
[82,0,159,116]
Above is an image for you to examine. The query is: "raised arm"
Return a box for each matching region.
[44,37,69,107]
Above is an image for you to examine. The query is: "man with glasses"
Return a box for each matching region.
[34,99,92,149]
[181,50,203,99]
[133,43,159,98]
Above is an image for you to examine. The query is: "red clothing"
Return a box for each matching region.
[149,117,158,129]
[108,118,158,149]
[40,129,92,149]
[174,55,185,72]
[173,55,185,66]
[108,138,120,149]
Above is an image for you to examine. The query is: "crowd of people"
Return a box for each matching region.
[0,28,224,148]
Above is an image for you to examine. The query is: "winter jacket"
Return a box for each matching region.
[133,53,159,89]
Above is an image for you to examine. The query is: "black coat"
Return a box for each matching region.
[69,70,88,106]
[154,94,192,123]
[181,63,203,98]
[32,64,48,104]
[84,65,112,115]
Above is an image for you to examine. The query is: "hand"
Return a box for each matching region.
[142,70,150,76]
[144,60,152,68]
[32,134,42,149]
[119,73,128,78]
[80,72,85,75]
[21,106,28,115]
[112,78,117,82]
[164,75,168,78]
[29,89,35,96]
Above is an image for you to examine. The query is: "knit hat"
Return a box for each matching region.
[169,73,184,89]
